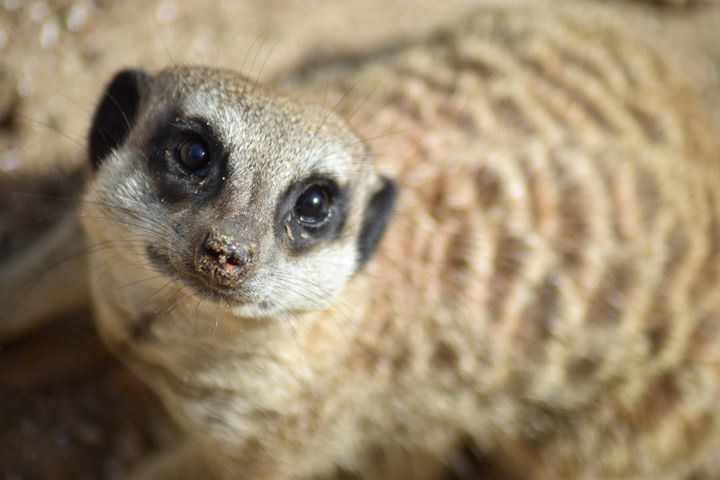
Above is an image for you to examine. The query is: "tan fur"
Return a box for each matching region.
[81,3,720,480]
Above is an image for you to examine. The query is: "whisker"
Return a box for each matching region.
[241,31,270,99]
[115,273,169,291]
[251,40,278,96]
[15,113,87,150]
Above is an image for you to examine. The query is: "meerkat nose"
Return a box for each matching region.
[195,226,256,287]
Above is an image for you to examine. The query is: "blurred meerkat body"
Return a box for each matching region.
[81,3,720,480]
[293,7,720,478]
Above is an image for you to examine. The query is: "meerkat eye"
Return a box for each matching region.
[294,185,332,227]
[176,137,210,173]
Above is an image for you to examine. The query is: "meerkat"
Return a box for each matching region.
[75,2,720,479]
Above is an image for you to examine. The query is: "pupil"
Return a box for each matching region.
[179,139,208,171]
[187,143,205,161]
[304,192,322,213]
[296,187,329,225]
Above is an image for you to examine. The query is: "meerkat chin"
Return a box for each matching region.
[81,3,720,480]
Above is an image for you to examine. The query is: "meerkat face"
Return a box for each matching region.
[84,67,395,317]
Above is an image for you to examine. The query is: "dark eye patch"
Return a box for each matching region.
[275,175,348,254]
[146,113,228,204]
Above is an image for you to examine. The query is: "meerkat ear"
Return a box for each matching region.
[357,176,397,268]
[88,68,152,169]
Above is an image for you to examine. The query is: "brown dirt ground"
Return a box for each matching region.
[0,313,161,480]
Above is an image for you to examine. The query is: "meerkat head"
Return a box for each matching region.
[84,66,396,318]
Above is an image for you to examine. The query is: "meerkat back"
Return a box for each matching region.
[285,5,720,478]
[80,2,720,479]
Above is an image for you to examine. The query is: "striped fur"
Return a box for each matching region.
[286,5,720,478]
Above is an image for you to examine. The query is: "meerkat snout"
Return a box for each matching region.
[195,224,256,287]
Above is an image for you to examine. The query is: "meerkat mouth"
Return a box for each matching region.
[145,243,259,308]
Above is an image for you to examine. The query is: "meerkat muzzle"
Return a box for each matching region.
[195,226,256,287]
